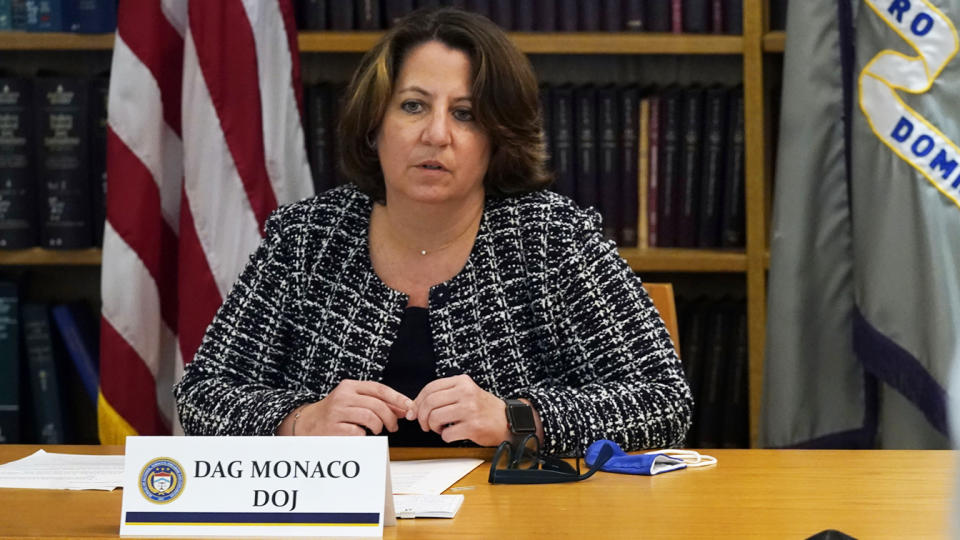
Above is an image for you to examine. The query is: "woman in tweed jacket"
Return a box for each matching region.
[174,8,692,456]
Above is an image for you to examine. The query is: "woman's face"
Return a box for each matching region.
[376,40,491,206]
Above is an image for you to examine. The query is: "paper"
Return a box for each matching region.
[393,494,464,519]
[389,458,483,495]
[0,450,124,490]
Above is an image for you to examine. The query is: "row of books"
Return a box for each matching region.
[305,82,746,249]
[0,0,116,33]
[0,76,108,250]
[677,296,747,449]
[0,283,99,445]
[296,0,746,34]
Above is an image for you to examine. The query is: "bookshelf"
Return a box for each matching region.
[0,0,781,446]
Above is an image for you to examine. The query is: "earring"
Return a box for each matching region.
[366,134,377,149]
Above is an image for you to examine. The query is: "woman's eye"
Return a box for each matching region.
[453,109,474,122]
[401,101,423,113]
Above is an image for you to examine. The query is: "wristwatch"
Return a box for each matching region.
[504,399,536,444]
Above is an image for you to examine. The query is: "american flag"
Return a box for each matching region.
[98,0,313,442]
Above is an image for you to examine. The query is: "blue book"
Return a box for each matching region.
[0,0,12,30]
[51,303,99,406]
[67,0,116,33]
[0,282,19,443]
[11,0,27,30]
[25,0,65,31]
[22,303,65,444]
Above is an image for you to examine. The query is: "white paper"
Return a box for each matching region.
[0,450,124,490]
[393,494,464,519]
[389,458,483,495]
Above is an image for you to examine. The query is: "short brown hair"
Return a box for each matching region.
[338,8,551,202]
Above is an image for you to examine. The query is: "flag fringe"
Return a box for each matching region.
[98,391,138,445]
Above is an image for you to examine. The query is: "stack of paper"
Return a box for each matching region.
[0,450,124,490]
[389,458,482,519]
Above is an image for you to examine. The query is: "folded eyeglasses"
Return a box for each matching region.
[488,433,614,484]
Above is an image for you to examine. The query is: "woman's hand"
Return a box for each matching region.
[278,380,416,436]
[413,374,518,446]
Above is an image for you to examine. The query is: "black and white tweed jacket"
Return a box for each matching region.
[174,184,693,455]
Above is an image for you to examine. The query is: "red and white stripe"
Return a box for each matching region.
[100,0,312,440]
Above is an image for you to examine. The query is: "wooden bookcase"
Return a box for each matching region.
[0,0,784,446]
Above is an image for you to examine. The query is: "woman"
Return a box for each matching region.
[174,8,692,456]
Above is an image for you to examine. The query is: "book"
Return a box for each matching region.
[637,96,651,248]
[535,0,556,31]
[385,0,413,27]
[656,87,682,247]
[22,303,65,444]
[720,86,745,248]
[329,0,354,30]
[25,0,65,31]
[0,282,19,443]
[724,0,742,34]
[682,0,709,33]
[675,86,704,247]
[539,84,553,176]
[67,0,116,33]
[670,0,682,33]
[619,86,640,247]
[491,0,512,30]
[355,0,381,30]
[89,75,109,247]
[646,94,660,247]
[645,1,671,32]
[416,0,441,9]
[557,0,577,31]
[694,301,730,448]
[697,85,728,248]
[10,0,25,30]
[551,84,576,200]
[721,303,748,448]
[580,0,600,32]
[300,0,327,30]
[597,85,619,242]
[678,298,706,447]
[625,0,645,31]
[35,77,93,249]
[601,0,621,31]
[0,77,38,249]
[50,303,99,406]
[515,0,534,31]
[0,0,11,30]
[710,0,722,33]
[770,0,788,31]
[305,83,336,194]
[466,0,488,18]
[574,85,598,210]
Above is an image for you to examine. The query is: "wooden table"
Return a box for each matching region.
[0,445,954,539]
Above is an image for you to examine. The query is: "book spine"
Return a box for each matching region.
[724,0,742,34]
[710,0,723,33]
[355,0,381,29]
[558,0,577,31]
[770,0,788,31]
[678,299,706,447]
[540,84,553,176]
[620,86,639,247]
[491,0,513,30]
[467,0,489,18]
[22,303,64,444]
[385,0,412,27]
[697,85,728,248]
[597,86,620,242]
[0,0,11,30]
[0,78,38,249]
[695,302,728,449]
[645,1,670,32]
[329,0,355,30]
[535,0,556,31]
[551,85,577,200]
[306,83,336,194]
[721,303,748,447]
[625,0,645,31]
[67,0,116,33]
[637,96,650,248]
[580,0,600,31]
[646,94,660,247]
[25,0,65,31]
[415,0,441,10]
[35,77,92,249]
[682,0,709,33]
[600,0,620,32]
[676,86,704,248]
[89,76,109,247]
[657,89,681,247]
[670,0,682,33]
[574,85,598,210]
[515,0,534,30]
[51,305,99,406]
[10,0,25,30]
[0,282,19,443]
[720,87,745,248]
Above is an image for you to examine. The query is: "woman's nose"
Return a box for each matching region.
[421,109,452,146]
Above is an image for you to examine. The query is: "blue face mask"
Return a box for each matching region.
[584,440,713,476]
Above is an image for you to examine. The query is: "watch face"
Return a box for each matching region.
[508,402,536,433]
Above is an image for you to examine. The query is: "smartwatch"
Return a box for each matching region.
[504,399,536,444]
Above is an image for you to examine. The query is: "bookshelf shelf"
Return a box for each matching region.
[0,31,114,50]
[0,248,101,266]
[763,31,785,52]
[620,248,747,272]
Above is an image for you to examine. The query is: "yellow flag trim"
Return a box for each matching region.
[98,391,138,445]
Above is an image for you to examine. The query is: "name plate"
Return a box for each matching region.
[120,436,395,538]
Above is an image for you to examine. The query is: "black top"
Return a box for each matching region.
[380,307,447,446]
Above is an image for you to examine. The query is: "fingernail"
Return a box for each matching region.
[406,410,416,421]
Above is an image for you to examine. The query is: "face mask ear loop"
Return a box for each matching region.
[644,449,718,468]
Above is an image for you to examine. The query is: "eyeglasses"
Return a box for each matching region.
[488,434,614,484]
